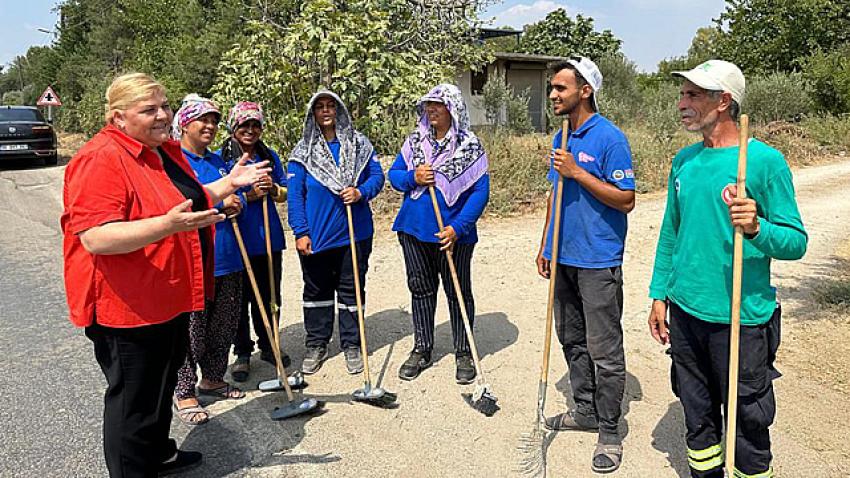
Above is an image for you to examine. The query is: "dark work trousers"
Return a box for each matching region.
[398,232,475,355]
[85,314,189,478]
[298,238,372,349]
[233,251,282,358]
[669,302,780,478]
[553,264,626,444]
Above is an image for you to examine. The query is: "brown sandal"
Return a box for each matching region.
[173,399,209,426]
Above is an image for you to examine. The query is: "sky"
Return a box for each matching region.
[0,0,727,72]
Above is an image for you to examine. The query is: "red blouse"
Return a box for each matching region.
[61,124,215,328]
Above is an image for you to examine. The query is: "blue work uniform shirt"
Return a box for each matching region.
[216,147,287,257]
[543,114,635,268]
[388,153,490,244]
[182,148,246,277]
[287,138,385,253]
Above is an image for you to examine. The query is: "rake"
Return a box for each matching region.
[518,119,569,476]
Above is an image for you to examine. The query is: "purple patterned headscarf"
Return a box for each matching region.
[226,101,265,133]
[400,83,488,207]
[170,94,220,140]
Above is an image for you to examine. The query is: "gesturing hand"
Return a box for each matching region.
[164,199,225,232]
[229,153,271,189]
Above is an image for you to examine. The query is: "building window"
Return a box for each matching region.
[471,68,487,95]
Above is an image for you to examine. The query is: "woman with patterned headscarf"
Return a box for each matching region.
[288,90,385,375]
[171,94,247,425]
[389,83,490,384]
[217,101,289,382]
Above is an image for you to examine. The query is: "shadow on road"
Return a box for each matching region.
[174,307,518,476]
[651,401,689,477]
[552,370,643,441]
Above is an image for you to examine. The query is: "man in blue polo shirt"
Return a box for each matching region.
[535,57,636,474]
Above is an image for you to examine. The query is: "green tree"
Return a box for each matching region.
[516,9,621,59]
[714,0,850,73]
[213,0,492,152]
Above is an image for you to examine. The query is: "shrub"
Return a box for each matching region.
[478,75,534,134]
[803,44,850,115]
[743,72,812,123]
[596,52,641,124]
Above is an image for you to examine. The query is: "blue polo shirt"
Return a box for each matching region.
[182,148,246,277]
[287,138,385,253]
[543,114,635,268]
[215,148,287,257]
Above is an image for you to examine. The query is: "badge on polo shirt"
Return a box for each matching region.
[612,170,625,181]
[578,152,596,163]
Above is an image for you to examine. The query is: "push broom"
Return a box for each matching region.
[518,119,569,477]
[257,198,306,392]
[725,114,749,476]
[232,218,320,419]
[346,203,398,408]
[428,185,499,417]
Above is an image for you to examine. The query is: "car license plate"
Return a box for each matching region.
[0,144,28,151]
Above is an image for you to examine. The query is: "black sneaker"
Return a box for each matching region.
[398,349,432,381]
[455,354,476,385]
[301,346,328,375]
[158,450,202,476]
[261,349,291,368]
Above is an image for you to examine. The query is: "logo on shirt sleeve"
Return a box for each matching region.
[624,169,634,179]
[612,169,625,181]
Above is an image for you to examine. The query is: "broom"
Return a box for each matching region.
[518,119,569,477]
[427,185,498,417]
[725,114,749,475]
[346,203,398,408]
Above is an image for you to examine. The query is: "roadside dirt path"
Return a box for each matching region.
[3,159,847,477]
[172,159,850,477]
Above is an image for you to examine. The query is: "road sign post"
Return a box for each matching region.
[36,86,62,122]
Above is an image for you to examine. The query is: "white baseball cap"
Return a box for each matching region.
[567,57,603,111]
[673,60,746,104]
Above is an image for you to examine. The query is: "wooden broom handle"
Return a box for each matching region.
[346,204,374,387]
[232,218,296,401]
[540,119,568,385]
[725,114,749,475]
[262,199,282,355]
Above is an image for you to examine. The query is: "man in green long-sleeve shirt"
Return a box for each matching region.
[647,60,807,478]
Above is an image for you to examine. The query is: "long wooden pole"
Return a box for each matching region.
[725,114,749,475]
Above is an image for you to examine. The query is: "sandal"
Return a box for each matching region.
[197,383,246,400]
[544,410,599,431]
[591,442,623,474]
[231,356,250,382]
[173,399,209,426]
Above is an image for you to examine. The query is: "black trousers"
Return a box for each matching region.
[298,238,372,349]
[85,314,189,478]
[553,265,626,444]
[669,302,780,478]
[398,232,475,355]
[233,251,282,357]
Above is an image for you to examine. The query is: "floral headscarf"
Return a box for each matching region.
[288,90,375,194]
[170,94,220,140]
[400,83,488,207]
[226,101,264,133]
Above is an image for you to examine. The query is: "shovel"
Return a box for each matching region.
[232,217,320,419]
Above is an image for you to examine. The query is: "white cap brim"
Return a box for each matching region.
[672,70,724,92]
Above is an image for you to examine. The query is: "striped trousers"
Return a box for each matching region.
[398,232,475,355]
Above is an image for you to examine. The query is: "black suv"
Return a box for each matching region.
[0,106,58,166]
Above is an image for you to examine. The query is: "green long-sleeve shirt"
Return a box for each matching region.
[648,139,807,325]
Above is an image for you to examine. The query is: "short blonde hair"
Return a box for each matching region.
[104,73,167,124]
